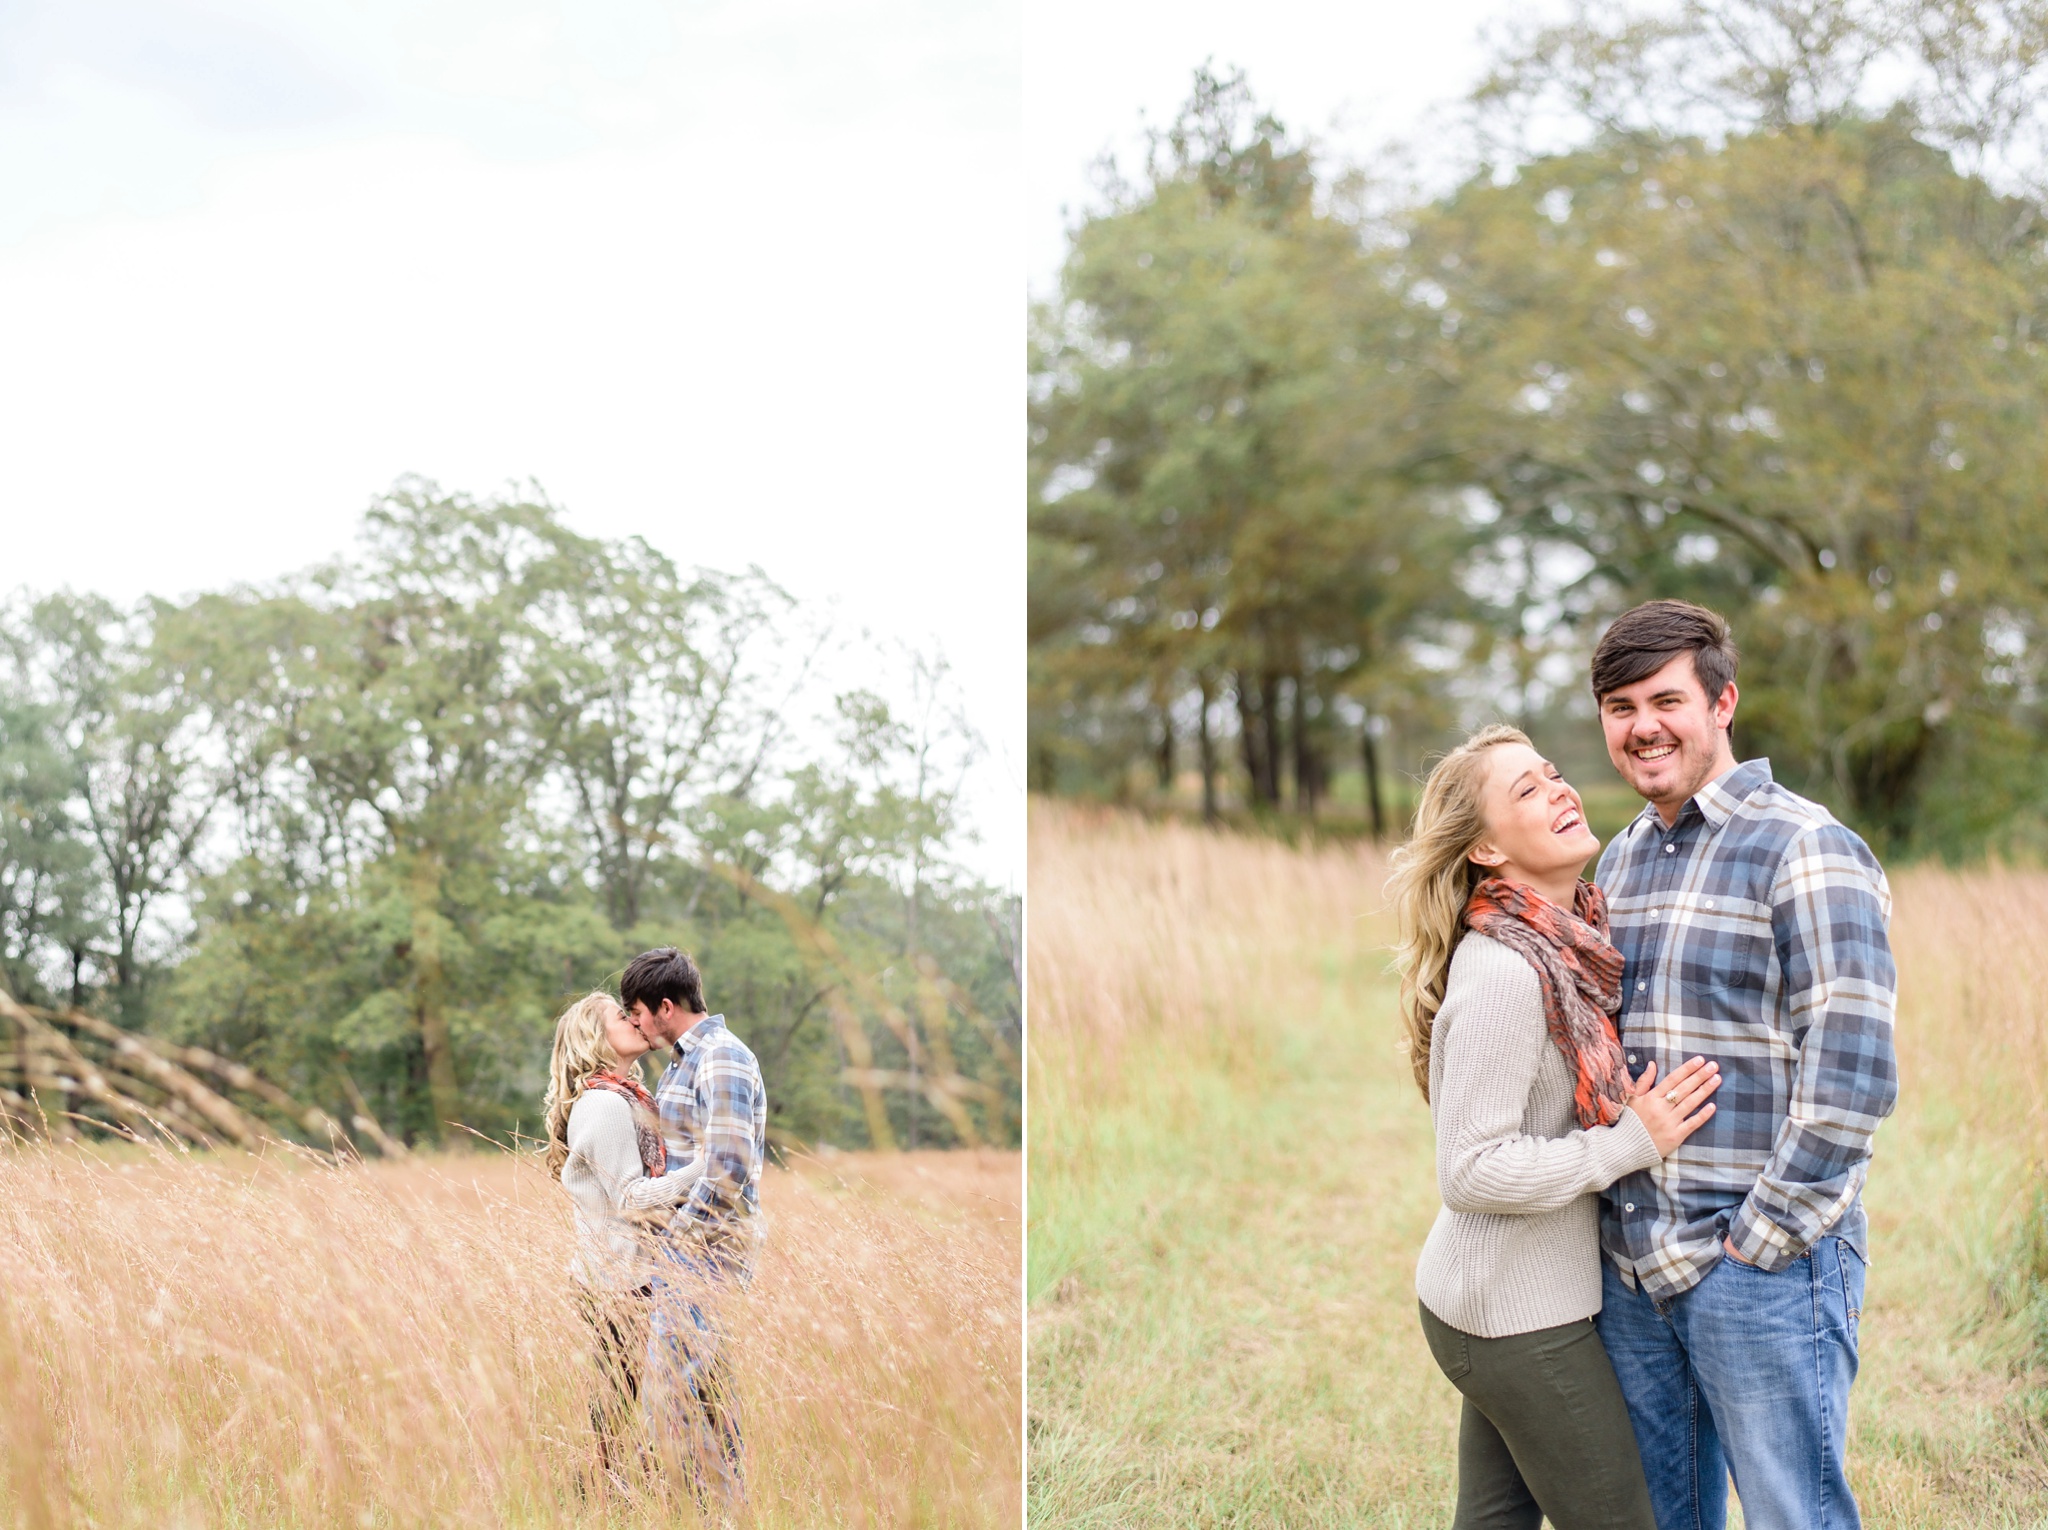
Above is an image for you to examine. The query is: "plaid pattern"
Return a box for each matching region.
[653,1014,767,1276]
[1595,759,1897,1302]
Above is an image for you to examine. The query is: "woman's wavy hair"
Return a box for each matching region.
[1385,723,1531,1102]
[541,991,628,1180]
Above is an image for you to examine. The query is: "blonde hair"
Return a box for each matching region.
[542,991,628,1180]
[1385,724,1532,1101]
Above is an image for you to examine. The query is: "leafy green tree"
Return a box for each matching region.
[3,595,220,1022]
[532,536,798,932]
[3,481,1018,1150]
[168,489,578,1137]
[1032,12,2048,855]
[1031,68,1458,825]
[0,691,96,1005]
[1415,0,2048,847]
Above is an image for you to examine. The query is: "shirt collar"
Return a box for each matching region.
[1692,757,1772,830]
[1623,757,1772,839]
[675,1012,727,1057]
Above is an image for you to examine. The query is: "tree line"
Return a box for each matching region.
[0,482,1018,1150]
[1030,0,2048,856]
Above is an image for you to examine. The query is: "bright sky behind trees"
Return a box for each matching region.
[1026,0,1509,291]
[0,0,1020,880]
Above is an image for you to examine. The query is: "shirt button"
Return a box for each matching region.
[1649,910,1661,920]
[1664,844,1676,854]
[1628,1053,1638,1064]
[1637,981,1646,991]
[1624,1203,1636,1212]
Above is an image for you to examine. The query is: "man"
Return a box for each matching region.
[622,945,768,1507]
[1590,599,1897,1530]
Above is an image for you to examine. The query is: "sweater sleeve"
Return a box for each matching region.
[567,1093,704,1216]
[567,1092,641,1201]
[1434,940,1663,1216]
[622,1155,705,1211]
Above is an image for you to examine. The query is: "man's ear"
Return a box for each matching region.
[1713,679,1739,732]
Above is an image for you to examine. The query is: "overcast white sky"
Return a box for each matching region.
[0,0,1020,881]
[0,0,1538,891]
[1027,0,1519,294]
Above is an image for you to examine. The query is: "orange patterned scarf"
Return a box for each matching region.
[1463,877,1632,1129]
[581,1070,667,1177]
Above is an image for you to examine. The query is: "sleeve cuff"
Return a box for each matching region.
[1600,1106,1664,1179]
[1727,1205,1805,1272]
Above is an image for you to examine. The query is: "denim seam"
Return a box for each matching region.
[1814,1247,1834,1530]
[1842,1241,1866,1353]
[1673,1301,1705,1530]
[1687,1362,1704,1530]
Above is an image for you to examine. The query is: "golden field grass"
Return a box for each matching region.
[0,1141,1020,1529]
[1027,799,2048,1528]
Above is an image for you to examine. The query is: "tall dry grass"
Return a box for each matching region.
[0,1143,1019,1529]
[1028,799,2048,1526]
[1027,802,1392,1105]
[1888,864,2048,1147]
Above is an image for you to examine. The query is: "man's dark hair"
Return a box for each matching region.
[1590,599,1740,713]
[621,947,706,1016]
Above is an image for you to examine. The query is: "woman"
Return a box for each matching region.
[543,991,703,1479]
[1389,725,1721,1530]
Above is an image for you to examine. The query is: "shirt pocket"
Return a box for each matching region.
[1672,894,1775,1005]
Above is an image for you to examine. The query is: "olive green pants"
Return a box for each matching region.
[1418,1301,1657,1530]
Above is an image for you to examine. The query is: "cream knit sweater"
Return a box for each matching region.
[561,1089,704,1292]
[1415,932,1664,1338]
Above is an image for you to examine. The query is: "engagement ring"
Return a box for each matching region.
[1664,1090,1679,1103]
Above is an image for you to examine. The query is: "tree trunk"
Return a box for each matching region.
[408,853,462,1147]
[1245,675,1277,806]
[1235,671,1278,807]
[1234,672,1257,800]
[905,1020,920,1150]
[1290,676,1321,818]
[1155,692,1176,795]
[606,773,642,930]
[1361,710,1386,839]
[114,908,141,1028]
[1196,674,1219,823]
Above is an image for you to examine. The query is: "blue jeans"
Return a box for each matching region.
[648,1247,744,1506]
[1597,1238,1865,1530]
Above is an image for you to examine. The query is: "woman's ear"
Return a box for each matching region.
[1469,842,1505,869]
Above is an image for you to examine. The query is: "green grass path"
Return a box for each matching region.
[1031,961,1460,1527]
[1029,964,2048,1527]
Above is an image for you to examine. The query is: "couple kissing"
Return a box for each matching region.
[1393,600,1896,1530]
[540,946,768,1509]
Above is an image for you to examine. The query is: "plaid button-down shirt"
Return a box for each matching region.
[654,1013,767,1276]
[1595,759,1898,1302]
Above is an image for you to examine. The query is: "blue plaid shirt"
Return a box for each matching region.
[654,1013,768,1276]
[1595,759,1898,1301]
